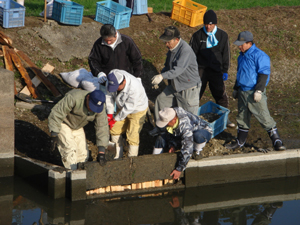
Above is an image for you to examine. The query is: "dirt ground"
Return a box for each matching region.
[3,6,300,167]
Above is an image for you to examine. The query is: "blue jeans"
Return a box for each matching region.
[155,129,211,149]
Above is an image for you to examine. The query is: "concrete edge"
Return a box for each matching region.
[187,149,300,168]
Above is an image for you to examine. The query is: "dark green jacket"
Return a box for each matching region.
[48,89,109,148]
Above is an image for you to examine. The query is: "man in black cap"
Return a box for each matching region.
[151,26,201,125]
[226,31,286,151]
[190,10,234,128]
[48,89,109,169]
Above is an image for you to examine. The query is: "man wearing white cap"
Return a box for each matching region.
[48,89,109,170]
[154,107,212,180]
[105,69,148,158]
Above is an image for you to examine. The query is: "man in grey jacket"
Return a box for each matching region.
[151,26,201,122]
[48,89,109,170]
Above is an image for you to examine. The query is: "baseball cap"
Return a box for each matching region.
[88,90,106,113]
[159,26,180,42]
[156,108,176,128]
[107,70,124,92]
[234,31,253,46]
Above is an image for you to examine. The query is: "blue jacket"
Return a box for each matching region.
[236,44,270,91]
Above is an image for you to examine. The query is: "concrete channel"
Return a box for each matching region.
[11,149,300,201]
[1,68,300,201]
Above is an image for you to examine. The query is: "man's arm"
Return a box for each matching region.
[161,46,192,80]
[221,32,230,73]
[95,104,109,148]
[127,37,143,77]
[189,31,200,56]
[88,39,104,77]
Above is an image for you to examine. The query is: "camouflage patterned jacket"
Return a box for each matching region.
[172,107,212,172]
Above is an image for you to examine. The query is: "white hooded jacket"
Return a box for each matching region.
[106,69,148,121]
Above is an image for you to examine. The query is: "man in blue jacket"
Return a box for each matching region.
[226,31,285,151]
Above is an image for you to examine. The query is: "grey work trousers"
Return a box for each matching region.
[154,84,200,121]
[236,89,276,130]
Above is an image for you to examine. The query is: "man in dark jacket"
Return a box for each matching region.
[190,10,235,128]
[88,24,143,83]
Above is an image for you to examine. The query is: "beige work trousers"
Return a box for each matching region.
[57,123,89,170]
[110,108,147,146]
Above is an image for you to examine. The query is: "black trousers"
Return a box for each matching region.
[112,0,134,16]
[199,67,229,108]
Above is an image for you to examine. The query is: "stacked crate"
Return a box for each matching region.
[0,0,25,28]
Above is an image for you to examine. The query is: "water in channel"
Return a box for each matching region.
[3,175,300,224]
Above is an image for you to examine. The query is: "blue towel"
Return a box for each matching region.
[203,26,218,48]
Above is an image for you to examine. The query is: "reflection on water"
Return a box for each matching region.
[2,176,300,224]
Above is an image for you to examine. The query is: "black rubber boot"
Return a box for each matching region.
[226,128,249,150]
[268,127,286,151]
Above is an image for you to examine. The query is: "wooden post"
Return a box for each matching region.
[44,0,47,22]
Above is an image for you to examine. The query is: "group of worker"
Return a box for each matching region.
[48,10,286,179]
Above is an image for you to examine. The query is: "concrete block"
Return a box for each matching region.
[185,150,300,188]
[48,169,66,199]
[85,153,178,189]
[70,170,86,201]
[0,69,14,177]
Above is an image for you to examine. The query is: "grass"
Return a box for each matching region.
[24,0,300,17]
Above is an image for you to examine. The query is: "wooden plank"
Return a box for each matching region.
[15,49,61,97]
[0,30,13,45]
[9,49,38,98]
[2,46,14,71]
[20,63,55,95]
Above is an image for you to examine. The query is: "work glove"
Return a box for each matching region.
[97,72,107,83]
[254,90,262,102]
[151,74,163,86]
[107,114,113,123]
[232,90,238,99]
[97,146,107,166]
[108,118,116,130]
[152,84,159,89]
[50,132,59,152]
[223,73,228,81]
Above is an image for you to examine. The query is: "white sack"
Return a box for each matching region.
[60,68,93,88]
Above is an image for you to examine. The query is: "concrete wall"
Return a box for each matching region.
[0,69,14,177]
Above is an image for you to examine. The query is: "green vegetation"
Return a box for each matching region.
[24,0,300,17]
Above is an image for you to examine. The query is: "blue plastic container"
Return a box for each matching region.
[0,0,25,28]
[95,0,132,29]
[0,0,10,9]
[197,101,230,138]
[119,0,148,15]
[52,0,84,25]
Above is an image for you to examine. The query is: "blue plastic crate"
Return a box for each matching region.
[197,101,230,138]
[0,0,25,28]
[119,0,148,14]
[0,0,10,9]
[95,1,132,30]
[52,0,83,25]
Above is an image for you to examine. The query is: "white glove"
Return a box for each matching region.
[152,84,159,89]
[232,90,238,99]
[151,74,163,85]
[97,72,107,83]
[254,90,262,102]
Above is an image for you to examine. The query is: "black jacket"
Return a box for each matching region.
[189,27,230,73]
[88,33,143,77]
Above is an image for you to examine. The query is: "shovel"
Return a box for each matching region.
[16,93,58,104]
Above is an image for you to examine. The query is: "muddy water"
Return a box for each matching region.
[2,176,300,224]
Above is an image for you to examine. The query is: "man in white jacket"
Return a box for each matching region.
[106,69,148,158]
